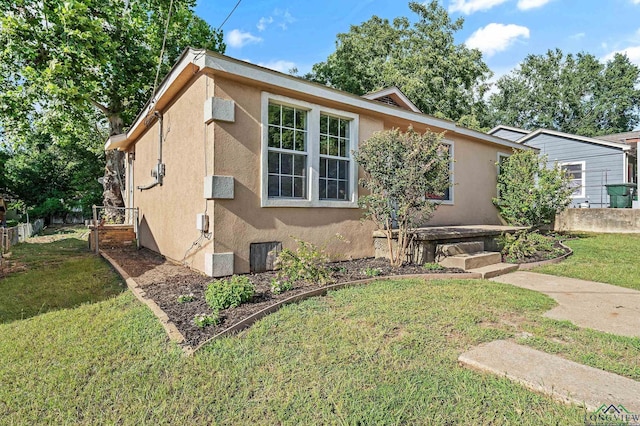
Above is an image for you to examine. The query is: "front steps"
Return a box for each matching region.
[436,241,517,278]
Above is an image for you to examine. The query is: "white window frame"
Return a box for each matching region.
[427,140,454,205]
[261,92,359,208]
[561,161,586,198]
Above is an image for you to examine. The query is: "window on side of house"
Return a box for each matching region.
[261,93,359,208]
[428,142,454,204]
[561,162,585,198]
[319,114,350,201]
[267,103,308,199]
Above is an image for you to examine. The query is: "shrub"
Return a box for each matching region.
[354,127,451,267]
[275,237,333,285]
[500,231,562,263]
[205,275,255,311]
[494,150,574,228]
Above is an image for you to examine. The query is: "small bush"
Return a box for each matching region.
[423,262,444,271]
[270,278,293,295]
[500,231,562,263]
[205,275,255,311]
[275,238,333,285]
[193,312,220,328]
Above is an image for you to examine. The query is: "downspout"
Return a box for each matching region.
[137,111,165,191]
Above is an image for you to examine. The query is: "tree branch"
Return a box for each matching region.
[90,99,110,116]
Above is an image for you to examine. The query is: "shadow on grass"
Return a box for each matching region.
[0,231,125,323]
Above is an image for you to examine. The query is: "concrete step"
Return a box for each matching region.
[436,241,484,257]
[468,262,519,279]
[438,251,502,270]
[459,340,640,412]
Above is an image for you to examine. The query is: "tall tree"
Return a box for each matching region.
[306,1,491,125]
[488,49,640,136]
[0,0,225,216]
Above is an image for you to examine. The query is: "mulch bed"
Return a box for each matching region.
[103,247,465,347]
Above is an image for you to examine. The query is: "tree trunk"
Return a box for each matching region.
[103,114,126,223]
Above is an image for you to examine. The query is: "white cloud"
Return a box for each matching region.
[226,29,262,48]
[274,9,295,30]
[570,32,586,40]
[258,60,297,73]
[256,16,273,32]
[448,0,508,14]
[466,23,530,56]
[632,0,640,4]
[517,0,552,10]
[603,46,640,66]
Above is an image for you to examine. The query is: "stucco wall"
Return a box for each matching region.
[211,76,381,274]
[130,73,214,272]
[129,71,514,275]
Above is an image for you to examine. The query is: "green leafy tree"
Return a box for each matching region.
[488,49,640,136]
[494,150,574,228]
[306,1,491,125]
[354,128,450,266]
[0,0,225,217]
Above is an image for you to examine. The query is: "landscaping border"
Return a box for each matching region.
[101,243,572,354]
[516,241,573,270]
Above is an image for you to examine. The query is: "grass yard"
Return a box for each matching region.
[535,233,640,290]
[1,230,639,424]
[0,226,124,323]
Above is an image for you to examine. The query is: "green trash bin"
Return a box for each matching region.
[605,183,637,208]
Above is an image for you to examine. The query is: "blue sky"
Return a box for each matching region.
[195,0,640,84]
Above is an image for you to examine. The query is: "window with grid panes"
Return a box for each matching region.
[267,103,307,198]
[319,114,350,201]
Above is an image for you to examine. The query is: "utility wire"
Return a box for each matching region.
[152,0,175,100]
[218,0,242,30]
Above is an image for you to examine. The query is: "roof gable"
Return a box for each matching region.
[518,128,630,151]
[361,87,421,113]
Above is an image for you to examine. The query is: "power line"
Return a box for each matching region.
[218,0,242,30]
[152,0,175,100]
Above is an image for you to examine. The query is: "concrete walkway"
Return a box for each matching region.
[491,271,640,338]
[459,340,640,412]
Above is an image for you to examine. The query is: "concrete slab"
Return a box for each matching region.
[439,251,502,270]
[468,262,519,279]
[459,340,640,412]
[491,271,640,338]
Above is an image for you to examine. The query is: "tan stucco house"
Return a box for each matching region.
[106,48,525,277]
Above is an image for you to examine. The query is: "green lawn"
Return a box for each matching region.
[0,227,124,323]
[1,231,638,424]
[535,233,640,290]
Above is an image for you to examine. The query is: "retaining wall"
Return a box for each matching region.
[555,208,640,233]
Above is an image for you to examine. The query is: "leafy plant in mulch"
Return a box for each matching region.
[193,312,220,328]
[274,237,335,289]
[423,262,444,271]
[205,275,255,311]
[499,230,565,263]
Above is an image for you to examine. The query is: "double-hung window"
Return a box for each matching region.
[561,161,585,198]
[267,103,308,199]
[261,93,359,208]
